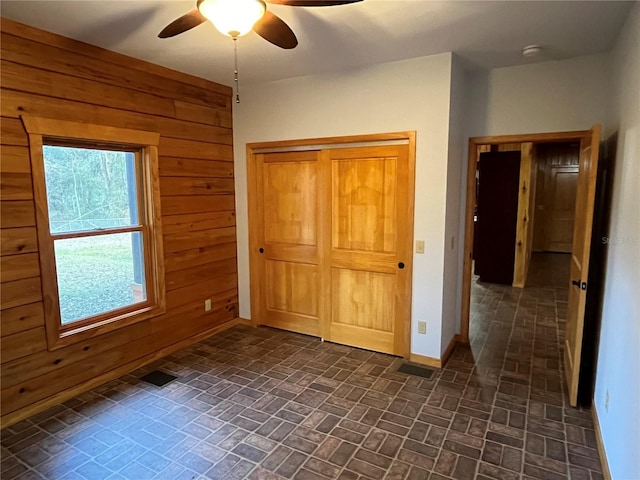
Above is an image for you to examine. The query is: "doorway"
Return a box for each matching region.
[460,128,601,407]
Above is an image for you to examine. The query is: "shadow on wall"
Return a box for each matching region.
[464,70,490,137]
[73,6,160,49]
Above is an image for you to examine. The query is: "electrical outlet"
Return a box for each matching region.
[605,390,610,412]
[205,299,212,312]
[416,240,425,254]
[417,321,427,335]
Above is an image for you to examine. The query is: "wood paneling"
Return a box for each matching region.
[513,143,537,288]
[0,31,227,110]
[0,277,42,310]
[159,177,235,196]
[159,137,233,161]
[1,202,35,229]
[1,117,29,146]
[533,143,580,252]
[159,158,234,178]
[0,328,47,363]
[165,242,237,273]
[161,195,236,216]
[163,227,237,253]
[4,320,138,387]
[166,258,237,290]
[544,167,579,252]
[1,145,31,173]
[497,143,521,152]
[166,274,238,310]
[0,227,38,256]
[1,303,44,337]
[174,100,232,129]
[162,211,236,235]
[1,59,176,118]
[0,18,230,97]
[1,89,231,146]
[0,172,32,200]
[0,252,39,282]
[0,18,237,426]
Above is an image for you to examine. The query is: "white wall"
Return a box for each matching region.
[466,53,612,137]
[233,53,453,359]
[441,54,467,353]
[593,4,640,479]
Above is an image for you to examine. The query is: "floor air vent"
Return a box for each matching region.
[140,370,178,387]
[397,363,434,379]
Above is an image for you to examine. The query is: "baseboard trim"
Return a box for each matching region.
[441,335,458,367]
[238,317,253,326]
[591,403,612,480]
[1,317,244,429]
[409,353,441,368]
[409,335,460,369]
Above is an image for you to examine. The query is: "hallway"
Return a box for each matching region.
[464,252,602,479]
[1,255,604,480]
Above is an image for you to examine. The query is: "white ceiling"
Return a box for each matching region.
[1,0,634,87]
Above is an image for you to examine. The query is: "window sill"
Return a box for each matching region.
[47,304,165,351]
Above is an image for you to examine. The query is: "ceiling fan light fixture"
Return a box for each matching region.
[199,0,266,37]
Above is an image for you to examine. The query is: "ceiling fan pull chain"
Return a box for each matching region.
[233,35,240,104]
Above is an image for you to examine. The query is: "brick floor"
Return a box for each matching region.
[1,253,603,479]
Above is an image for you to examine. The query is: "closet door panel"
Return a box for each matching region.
[323,145,411,355]
[255,151,321,336]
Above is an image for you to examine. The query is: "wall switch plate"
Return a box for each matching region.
[417,321,427,335]
[416,240,425,254]
[205,299,212,312]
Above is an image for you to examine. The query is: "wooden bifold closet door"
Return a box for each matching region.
[249,139,414,356]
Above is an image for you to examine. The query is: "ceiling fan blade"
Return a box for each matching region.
[253,11,298,49]
[266,0,362,5]
[158,10,206,38]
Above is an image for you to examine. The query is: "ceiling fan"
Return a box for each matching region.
[158,0,363,49]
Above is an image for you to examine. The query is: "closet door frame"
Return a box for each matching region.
[247,131,416,358]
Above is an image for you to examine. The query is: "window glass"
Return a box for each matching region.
[43,146,139,234]
[54,232,147,325]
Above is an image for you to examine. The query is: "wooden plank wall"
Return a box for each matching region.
[0,18,239,426]
[532,143,580,252]
[513,143,536,288]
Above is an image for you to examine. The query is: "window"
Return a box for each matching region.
[23,117,165,349]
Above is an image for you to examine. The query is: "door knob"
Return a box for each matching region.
[259,247,264,254]
[398,262,405,269]
[571,279,580,287]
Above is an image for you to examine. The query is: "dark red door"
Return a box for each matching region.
[475,151,521,284]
